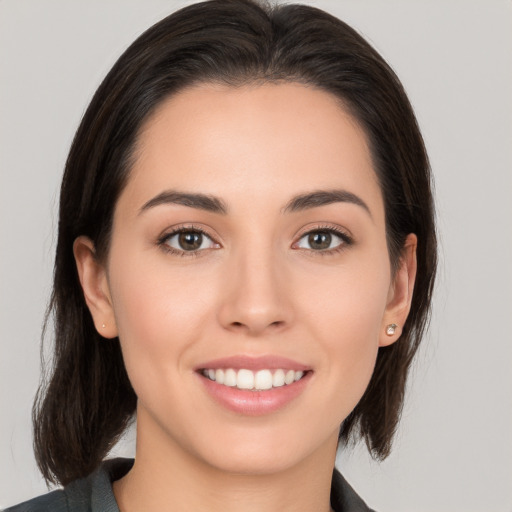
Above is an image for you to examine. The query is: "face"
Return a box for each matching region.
[76,83,414,476]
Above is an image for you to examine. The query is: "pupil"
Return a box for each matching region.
[309,231,331,250]
[179,232,202,250]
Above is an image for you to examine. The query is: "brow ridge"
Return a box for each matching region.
[139,190,228,215]
[283,189,371,216]
[140,188,370,217]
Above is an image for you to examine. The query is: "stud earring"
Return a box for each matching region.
[386,323,398,336]
[101,323,106,329]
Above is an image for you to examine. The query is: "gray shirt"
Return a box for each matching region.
[3,458,375,512]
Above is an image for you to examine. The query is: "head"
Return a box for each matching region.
[34,0,436,485]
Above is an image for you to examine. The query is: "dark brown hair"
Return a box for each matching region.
[34,0,437,485]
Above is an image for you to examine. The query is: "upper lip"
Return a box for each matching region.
[195,355,311,372]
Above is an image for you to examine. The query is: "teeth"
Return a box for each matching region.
[285,369,295,385]
[272,369,285,387]
[202,368,306,390]
[224,368,237,387]
[254,370,273,390]
[237,369,254,390]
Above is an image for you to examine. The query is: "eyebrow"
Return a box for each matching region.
[139,191,228,215]
[139,188,371,217]
[283,189,372,217]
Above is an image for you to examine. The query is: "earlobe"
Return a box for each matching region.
[73,236,118,338]
[379,233,417,347]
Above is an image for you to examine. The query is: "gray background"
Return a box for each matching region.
[1,1,511,510]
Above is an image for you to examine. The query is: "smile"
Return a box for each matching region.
[196,356,312,415]
[201,368,305,391]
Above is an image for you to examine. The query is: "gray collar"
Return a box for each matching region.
[4,458,376,512]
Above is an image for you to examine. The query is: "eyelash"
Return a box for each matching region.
[157,224,217,258]
[294,225,354,256]
[157,224,353,257]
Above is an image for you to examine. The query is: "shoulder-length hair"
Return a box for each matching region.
[34,0,436,485]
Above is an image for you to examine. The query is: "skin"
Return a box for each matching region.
[74,83,417,512]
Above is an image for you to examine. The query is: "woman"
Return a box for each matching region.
[5,0,436,510]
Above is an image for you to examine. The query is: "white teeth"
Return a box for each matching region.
[272,369,285,387]
[285,370,295,385]
[215,369,225,385]
[254,370,273,390]
[224,368,237,387]
[203,368,306,390]
[237,369,254,390]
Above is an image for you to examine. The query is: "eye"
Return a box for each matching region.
[295,229,350,252]
[161,228,218,253]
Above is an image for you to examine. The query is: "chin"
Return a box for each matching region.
[192,422,339,477]
[204,446,307,476]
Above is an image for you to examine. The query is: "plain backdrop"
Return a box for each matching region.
[1,1,511,510]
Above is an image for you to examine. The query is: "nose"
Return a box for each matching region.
[217,245,293,336]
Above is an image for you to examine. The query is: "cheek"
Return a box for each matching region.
[299,256,390,342]
[295,255,390,405]
[107,251,217,373]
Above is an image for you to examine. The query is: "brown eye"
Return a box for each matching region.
[178,231,203,251]
[295,229,349,252]
[163,229,217,253]
[308,231,332,250]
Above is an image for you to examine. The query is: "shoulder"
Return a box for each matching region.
[2,489,67,512]
[331,468,377,512]
[3,459,133,512]
[3,477,93,512]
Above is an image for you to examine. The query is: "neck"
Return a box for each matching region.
[113,409,337,512]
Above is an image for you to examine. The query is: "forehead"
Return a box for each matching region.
[121,82,383,218]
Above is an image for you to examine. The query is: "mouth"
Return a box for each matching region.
[195,356,312,415]
[200,368,307,391]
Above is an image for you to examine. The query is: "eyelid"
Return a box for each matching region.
[294,223,353,241]
[156,222,353,256]
[157,223,221,255]
[292,224,354,252]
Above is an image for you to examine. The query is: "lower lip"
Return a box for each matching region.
[198,372,312,416]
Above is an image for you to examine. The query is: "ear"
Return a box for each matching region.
[73,236,118,338]
[379,233,417,347]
